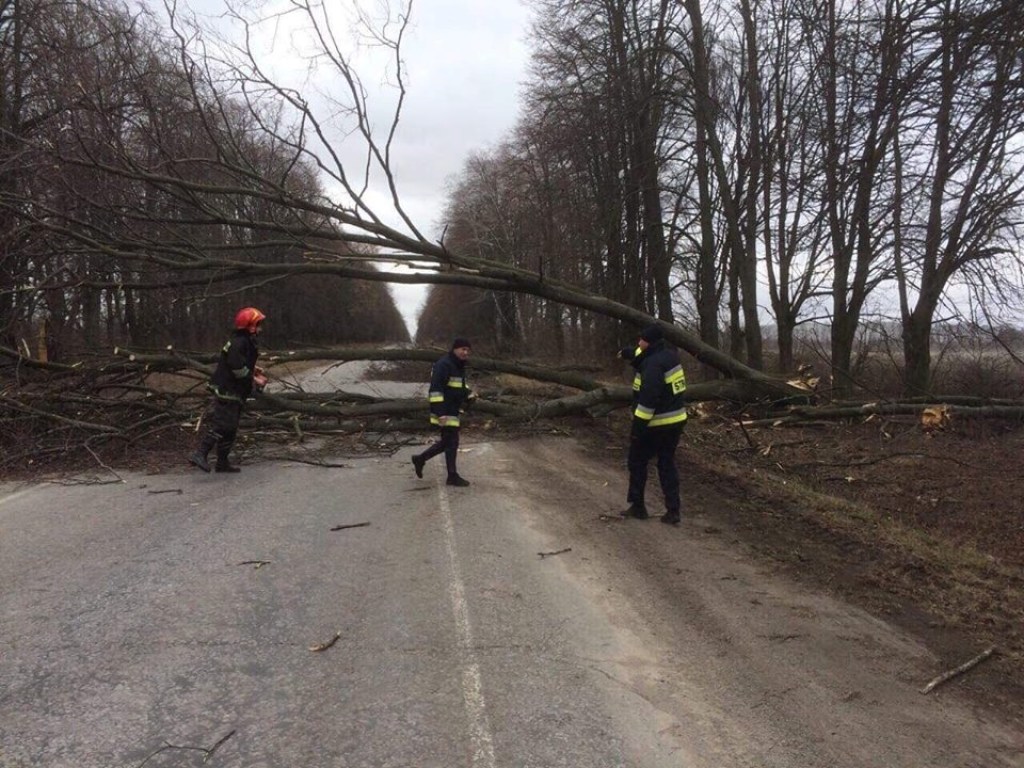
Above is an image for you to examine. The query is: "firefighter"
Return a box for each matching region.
[189,307,267,473]
[620,323,687,524]
[411,337,474,487]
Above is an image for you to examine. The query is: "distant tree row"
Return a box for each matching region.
[421,0,1024,395]
[0,0,408,360]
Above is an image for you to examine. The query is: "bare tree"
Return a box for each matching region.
[681,0,764,369]
[0,0,828,405]
[893,0,1024,395]
[753,0,830,373]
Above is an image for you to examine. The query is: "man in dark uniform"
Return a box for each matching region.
[621,324,687,524]
[189,307,267,473]
[411,337,473,487]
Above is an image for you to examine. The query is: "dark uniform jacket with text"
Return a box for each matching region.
[209,330,260,403]
[428,352,470,427]
[632,340,687,432]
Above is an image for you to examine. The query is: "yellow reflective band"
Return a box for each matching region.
[447,378,465,388]
[634,405,655,420]
[428,390,444,403]
[649,409,688,427]
[208,384,242,403]
[430,415,461,427]
[632,374,641,391]
[664,365,686,395]
[232,366,251,378]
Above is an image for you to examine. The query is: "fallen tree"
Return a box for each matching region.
[4,340,1024,478]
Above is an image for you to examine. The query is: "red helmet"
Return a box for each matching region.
[234,307,266,331]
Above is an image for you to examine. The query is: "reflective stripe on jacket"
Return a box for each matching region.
[209,330,259,403]
[621,345,643,395]
[428,352,470,425]
[632,341,687,428]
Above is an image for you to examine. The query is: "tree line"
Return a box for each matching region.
[0,0,408,360]
[420,0,1024,396]
[2,0,1022,400]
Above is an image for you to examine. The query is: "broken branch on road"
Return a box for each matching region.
[308,631,342,652]
[538,547,572,558]
[136,729,236,767]
[920,646,997,694]
[236,560,271,569]
[330,522,370,532]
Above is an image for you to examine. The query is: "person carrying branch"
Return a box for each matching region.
[620,324,687,525]
[189,307,268,474]
[411,337,475,487]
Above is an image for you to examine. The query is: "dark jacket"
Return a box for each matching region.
[632,340,687,432]
[209,330,260,403]
[620,345,643,401]
[428,352,470,427]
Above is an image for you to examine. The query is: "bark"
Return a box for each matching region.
[683,0,762,370]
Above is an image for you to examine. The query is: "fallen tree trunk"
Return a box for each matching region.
[6,341,1024,478]
[742,401,1024,426]
[111,346,814,405]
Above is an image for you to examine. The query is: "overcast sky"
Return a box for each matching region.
[379,1,535,334]
[163,0,535,336]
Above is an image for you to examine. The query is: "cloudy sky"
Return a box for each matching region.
[163,0,535,335]
[388,1,534,233]
[375,1,536,333]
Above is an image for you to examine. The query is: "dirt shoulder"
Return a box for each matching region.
[561,414,1024,724]
[490,434,1022,766]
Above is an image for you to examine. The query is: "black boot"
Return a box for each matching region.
[446,475,470,487]
[619,504,649,519]
[189,435,216,472]
[215,451,241,473]
[660,511,681,525]
[412,454,425,479]
[189,450,211,473]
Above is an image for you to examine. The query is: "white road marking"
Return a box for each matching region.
[438,484,498,768]
[0,487,34,512]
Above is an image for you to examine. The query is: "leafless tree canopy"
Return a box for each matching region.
[425,0,1024,395]
[0,0,1022,401]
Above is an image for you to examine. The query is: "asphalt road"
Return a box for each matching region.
[1,434,1021,767]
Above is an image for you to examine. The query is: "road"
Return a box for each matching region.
[1,403,1022,766]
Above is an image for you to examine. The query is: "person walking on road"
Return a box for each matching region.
[189,307,268,474]
[620,324,687,524]
[412,338,474,487]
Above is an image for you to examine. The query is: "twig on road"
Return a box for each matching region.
[309,631,342,652]
[330,522,370,532]
[236,560,271,569]
[262,455,350,468]
[921,646,997,694]
[136,729,236,766]
[538,547,572,559]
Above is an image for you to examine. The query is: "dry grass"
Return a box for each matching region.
[670,416,1024,711]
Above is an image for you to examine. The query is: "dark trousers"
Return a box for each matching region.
[627,425,682,513]
[198,398,243,460]
[419,426,460,478]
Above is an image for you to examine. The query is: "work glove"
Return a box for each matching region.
[630,418,647,440]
